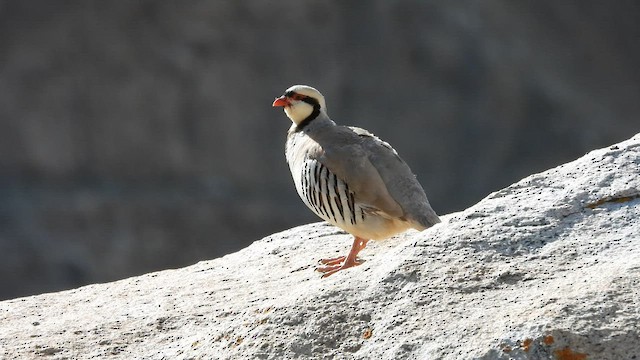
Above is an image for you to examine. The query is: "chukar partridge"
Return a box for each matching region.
[273,85,441,277]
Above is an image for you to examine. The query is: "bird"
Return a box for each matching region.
[273,85,441,277]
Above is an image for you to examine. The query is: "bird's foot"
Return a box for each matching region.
[316,236,369,278]
[316,258,364,278]
[318,256,346,266]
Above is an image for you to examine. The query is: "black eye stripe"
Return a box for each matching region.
[283,91,320,107]
[288,92,305,101]
[301,97,319,106]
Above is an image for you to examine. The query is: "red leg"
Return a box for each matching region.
[317,236,369,277]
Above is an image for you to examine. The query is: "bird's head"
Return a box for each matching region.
[272,85,327,125]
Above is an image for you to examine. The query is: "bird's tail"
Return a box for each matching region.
[410,210,442,231]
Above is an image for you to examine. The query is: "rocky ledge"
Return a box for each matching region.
[1,134,639,360]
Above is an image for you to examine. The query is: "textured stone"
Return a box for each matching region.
[0,136,638,359]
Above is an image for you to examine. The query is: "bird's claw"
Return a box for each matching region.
[315,258,364,277]
[318,256,346,266]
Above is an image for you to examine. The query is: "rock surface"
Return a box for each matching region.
[1,134,639,359]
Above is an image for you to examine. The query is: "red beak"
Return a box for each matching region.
[272,96,290,107]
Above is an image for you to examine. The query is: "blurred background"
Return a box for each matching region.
[1,1,639,300]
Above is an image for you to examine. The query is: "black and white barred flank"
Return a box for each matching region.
[299,159,365,227]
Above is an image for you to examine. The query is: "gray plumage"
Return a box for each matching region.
[280,87,440,240]
[274,85,440,276]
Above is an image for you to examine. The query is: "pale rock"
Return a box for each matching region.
[1,134,639,359]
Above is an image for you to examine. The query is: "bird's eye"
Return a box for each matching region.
[289,93,306,101]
